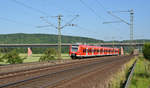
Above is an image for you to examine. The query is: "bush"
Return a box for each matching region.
[2,50,26,64]
[39,48,57,62]
[0,52,3,62]
[143,43,150,61]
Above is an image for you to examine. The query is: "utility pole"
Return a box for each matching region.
[38,15,79,59]
[112,36,115,48]
[57,15,63,59]
[130,10,134,45]
[103,9,134,50]
[111,36,115,54]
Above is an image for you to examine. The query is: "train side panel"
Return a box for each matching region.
[69,45,120,59]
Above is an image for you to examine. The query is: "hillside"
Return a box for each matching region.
[106,39,150,43]
[0,33,103,44]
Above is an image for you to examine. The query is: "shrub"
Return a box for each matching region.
[143,43,150,61]
[39,48,57,62]
[0,52,3,62]
[2,50,26,64]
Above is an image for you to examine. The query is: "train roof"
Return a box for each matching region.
[73,45,119,49]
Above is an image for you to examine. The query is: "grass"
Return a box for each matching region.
[129,56,150,88]
[0,53,71,64]
[23,53,71,63]
[108,56,136,88]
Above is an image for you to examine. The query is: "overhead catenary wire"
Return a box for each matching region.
[79,0,102,20]
[11,0,49,15]
[80,0,128,41]
[0,17,35,26]
[39,17,57,29]
[94,0,108,12]
[61,15,79,29]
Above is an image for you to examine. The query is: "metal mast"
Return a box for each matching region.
[38,15,79,59]
[57,15,63,59]
[130,10,134,44]
[103,9,134,47]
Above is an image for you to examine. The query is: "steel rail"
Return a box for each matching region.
[124,59,137,88]
[0,56,132,88]
[0,57,113,86]
[43,56,131,88]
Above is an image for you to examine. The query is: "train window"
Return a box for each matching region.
[94,50,96,53]
[72,47,78,52]
[83,49,86,53]
[89,49,92,53]
[97,50,99,53]
[92,49,94,53]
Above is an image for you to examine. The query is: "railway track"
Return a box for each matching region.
[0,56,133,88]
[0,59,75,74]
[0,56,116,85]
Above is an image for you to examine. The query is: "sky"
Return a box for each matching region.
[0,0,150,41]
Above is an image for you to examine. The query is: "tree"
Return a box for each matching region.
[39,48,57,62]
[143,43,150,61]
[0,52,4,62]
[142,43,150,74]
[2,50,26,64]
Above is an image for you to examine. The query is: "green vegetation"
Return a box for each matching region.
[0,33,103,44]
[2,50,26,64]
[23,54,42,63]
[0,33,149,44]
[129,56,150,88]
[108,57,136,88]
[39,48,56,62]
[0,33,104,54]
[0,48,70,64]
[0,53,70,64]
[0,52,3,62]
[143,43,150,61]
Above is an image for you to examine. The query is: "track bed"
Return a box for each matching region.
[0,56,133,88]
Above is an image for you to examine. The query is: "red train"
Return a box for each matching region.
[69,45,119,59]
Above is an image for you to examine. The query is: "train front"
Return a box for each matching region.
[69,45,79,59]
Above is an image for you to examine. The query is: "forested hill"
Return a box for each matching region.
[0,33,103,44]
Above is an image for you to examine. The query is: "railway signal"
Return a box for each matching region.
[38,15,79,59]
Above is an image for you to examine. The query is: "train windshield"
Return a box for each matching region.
[71,45,78,52]
[72,47,78,52]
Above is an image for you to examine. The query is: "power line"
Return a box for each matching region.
[39,17,57,29]
[11,0,48,15]
[80,0,121,30]
[95,0,107,11]
[92,0,127,32]
[0,17,35,26]
[0,17,18,24]
[79,0,102,20]
[38,15,79,59]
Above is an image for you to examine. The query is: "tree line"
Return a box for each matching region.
[0,33,103,44]
[0,48,57,64]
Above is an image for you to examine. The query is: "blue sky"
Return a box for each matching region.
[0,0,150,41]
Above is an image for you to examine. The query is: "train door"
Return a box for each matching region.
[82,47,86,56]
[100,48,103,55]
[88,48,92,56]
[86,48,88,56]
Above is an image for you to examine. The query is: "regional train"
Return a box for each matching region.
[69,45,119,59]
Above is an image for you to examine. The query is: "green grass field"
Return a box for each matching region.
[23,53,71,63]
[129,56,150,88]
[0,53,71,64]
